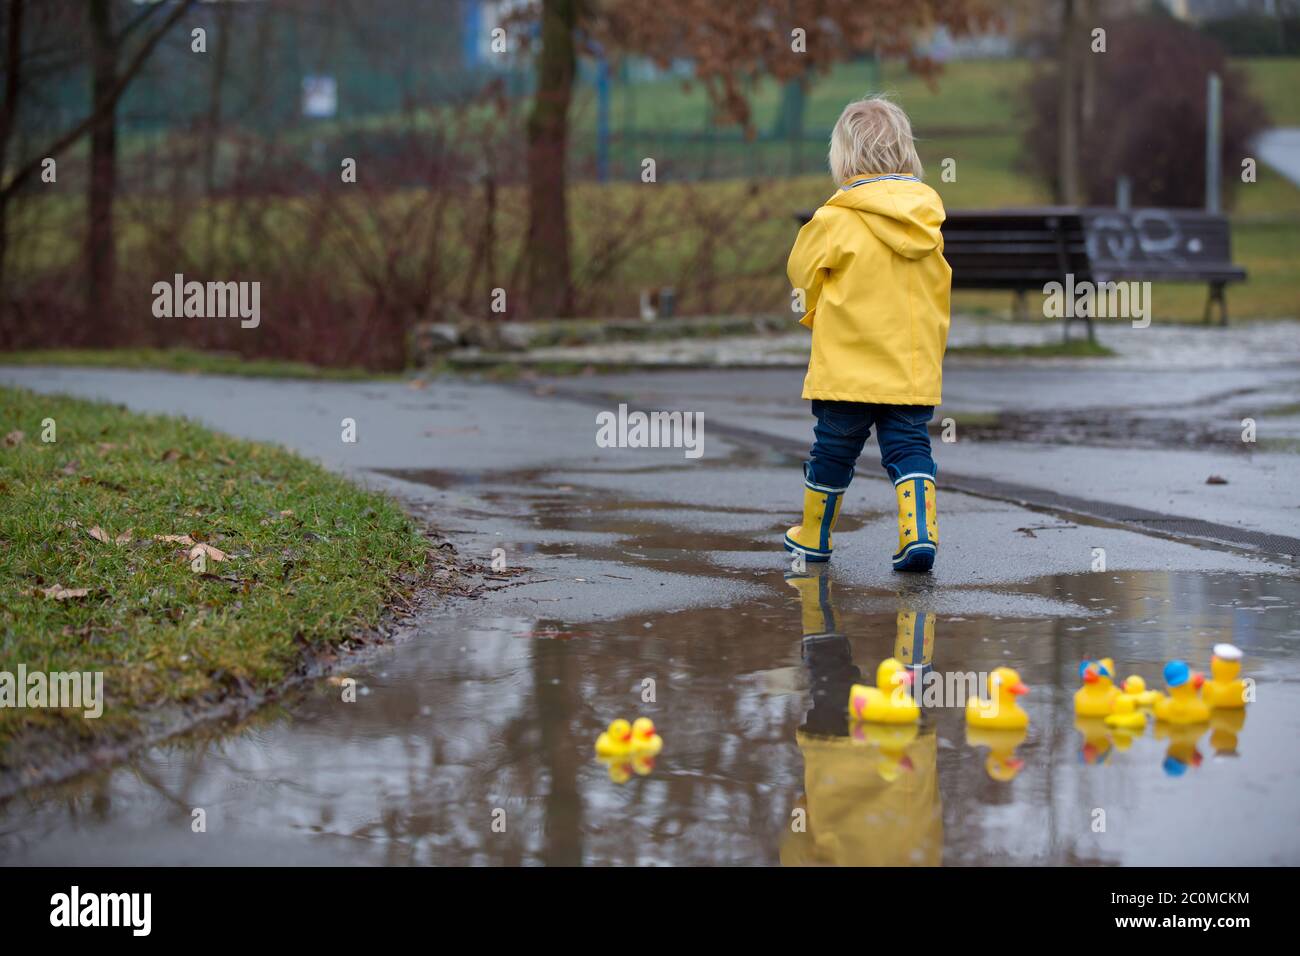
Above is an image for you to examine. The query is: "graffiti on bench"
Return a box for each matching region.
[1083,209,1211,268]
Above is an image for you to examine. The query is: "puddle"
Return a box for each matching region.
[2,565,1297,866]
[4,452,1298,866]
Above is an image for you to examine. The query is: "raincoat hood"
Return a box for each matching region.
[786,174,952,406]
[824,176,945,261]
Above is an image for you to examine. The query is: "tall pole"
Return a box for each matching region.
[1206,72,1222,214]
[595,53,610,183]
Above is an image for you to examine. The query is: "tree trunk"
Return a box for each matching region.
[86,0,117,337]
[0,0,26,316]
[1057,0,1082,205]
[523,0,576,318]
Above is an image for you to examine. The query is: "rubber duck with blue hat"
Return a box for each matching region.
[1153,660,1210,725]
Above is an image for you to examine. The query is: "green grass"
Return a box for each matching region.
[0,385,429,754]
[6,57,1298,350]
[0,348,386,380]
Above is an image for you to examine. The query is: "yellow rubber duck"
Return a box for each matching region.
[594,718,634,757]
[1118,674,1163,708]
[629,717,663,756]
[1074,658,1120,717]
[965,725,1027,781]
[1153,660,1210,725]
[1202,643,1248,710]
[965,666,1029,730]
[1104,695,1148,731]
[848,657,920,724]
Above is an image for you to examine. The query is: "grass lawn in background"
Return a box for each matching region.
[0,385,432,761]
[0,348,383,380]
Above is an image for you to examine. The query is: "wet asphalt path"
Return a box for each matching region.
[1,361,1298,865]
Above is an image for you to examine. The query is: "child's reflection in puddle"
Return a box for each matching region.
[781,566,942,866]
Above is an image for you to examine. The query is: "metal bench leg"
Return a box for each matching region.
[1203,282,1228,326]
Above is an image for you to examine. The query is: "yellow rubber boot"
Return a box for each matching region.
[892,473,937,572]
[784,480,846,563]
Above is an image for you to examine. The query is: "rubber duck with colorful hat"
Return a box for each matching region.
[1074,658,1120,717]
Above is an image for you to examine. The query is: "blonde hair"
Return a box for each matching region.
[828,95,923,183]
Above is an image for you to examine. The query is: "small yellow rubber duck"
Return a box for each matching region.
[965,666,1029,730]
[1202,643,1248,710]
[594,718,634,757]
[1118,674,1163,708]
[1104,695,1148,731]
[629,717,663,756]
[848,657,920,724]
[1153,660,1210,725]
[1074,658,1120,717]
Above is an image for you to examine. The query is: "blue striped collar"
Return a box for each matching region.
[840,174,920,190]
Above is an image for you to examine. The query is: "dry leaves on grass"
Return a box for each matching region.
[154,533,196,546]
[188,542,228,563]
[3,430,24,447]
[33,584,90,600]
[87,525,133,545]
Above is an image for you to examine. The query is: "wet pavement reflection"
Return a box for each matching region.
[2,560,1297,866]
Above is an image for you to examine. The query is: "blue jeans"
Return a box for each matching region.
[805,400,936,489]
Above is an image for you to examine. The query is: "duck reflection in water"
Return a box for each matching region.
[781,566,941,866]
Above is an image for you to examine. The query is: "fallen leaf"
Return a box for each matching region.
[216,454,236,466]
[155,533,196,546]
[3,430,24,447]
[160,448,183,462]
[188,542,228,562]
[60,460,80,475]
[95,442,118,454]
[38,584,90,600]
[87,526,110,543]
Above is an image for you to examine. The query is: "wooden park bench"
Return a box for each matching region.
[795,206,1246,336]
[940,207,1247,335]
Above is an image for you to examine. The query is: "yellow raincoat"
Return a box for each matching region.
[788,175,952,405]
